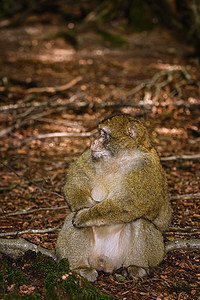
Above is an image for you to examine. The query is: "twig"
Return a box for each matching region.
[0,176,50,191]
[0,238,57,261]
[0,206,68,218]
[0,109,53,137]
[166,231,200,237]
[26,76,82,94]
[23,129,97,144]
[36,118,84,129]
[0,227,60,238]
[170,192,200,200]
[0,96,85,112]
[161,154,200,161]
[165,239,200,252]
[168,226,200,232]
[167,226,200,236]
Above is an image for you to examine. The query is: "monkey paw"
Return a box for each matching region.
[78,268,98,282]
[126,265,148,279]
[72,209,89,228]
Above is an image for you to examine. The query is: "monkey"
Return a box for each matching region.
[56,114,172,282]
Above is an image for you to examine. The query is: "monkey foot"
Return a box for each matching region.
[77,267,98,282]
[126,265,148,278]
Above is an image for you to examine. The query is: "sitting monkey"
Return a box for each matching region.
[56,114,172,282]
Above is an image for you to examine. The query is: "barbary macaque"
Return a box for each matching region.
[56,114,172,282]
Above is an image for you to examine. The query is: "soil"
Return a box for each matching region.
[0,13,199,299]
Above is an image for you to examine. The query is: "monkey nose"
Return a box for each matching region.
[91,140,98,151]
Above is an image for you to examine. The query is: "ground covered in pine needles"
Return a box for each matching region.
[0,13,199,299]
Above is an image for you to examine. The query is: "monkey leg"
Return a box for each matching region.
[124,218,165,278]
[56,213,98,282]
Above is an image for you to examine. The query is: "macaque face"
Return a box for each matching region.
[90,114,151,161]
[90,126,113,160]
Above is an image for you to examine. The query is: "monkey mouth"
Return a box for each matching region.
[91,150,111,160]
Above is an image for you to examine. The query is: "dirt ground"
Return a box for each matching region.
[0,14,200,299]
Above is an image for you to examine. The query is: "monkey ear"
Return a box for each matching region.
[128,126,137,138]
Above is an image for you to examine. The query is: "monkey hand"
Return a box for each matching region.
[72,208,91,228]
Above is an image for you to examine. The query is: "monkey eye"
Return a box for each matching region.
[100,129,110,140]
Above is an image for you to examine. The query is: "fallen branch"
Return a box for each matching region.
[23,129,97,144]
[0,227,60,238]
[161,154,200,161]
[170,192,200,200]
[26,76,82,94]
[0,94,86,112]
[0,238,57,261]
[0,206,68,218]
[166,231,199,236]
[165,239,200,253]
[0,109,53,137]
[166,226,200,236]
[0,237,199,263]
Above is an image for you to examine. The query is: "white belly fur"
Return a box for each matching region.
[89,224,131,273]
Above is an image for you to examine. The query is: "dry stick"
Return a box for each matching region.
[0,76,82,112]
[36,118,84,129]
[170,192,200,200]
[0,206,68,218]
[0,227,60,238]
[0,106,34,137]
[165,239,200,253]
[166,232,199,236]
[0,93,197,113]
[0,236,199,263]
[26,76,82,94]
[0,70,197,113]
[0,238,57,261]
[161,154,200,161]
[0,237,199,263]
[0,108,61,137]
[23,129,97,144]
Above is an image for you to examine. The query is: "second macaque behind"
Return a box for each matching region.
[56,114,172,282]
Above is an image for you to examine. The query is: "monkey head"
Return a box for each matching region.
[90,114,152,160]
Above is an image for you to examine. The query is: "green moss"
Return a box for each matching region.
[57,257,70,273]
[3,290,42,300]
[3,262,26,286]
[45,259,112,300]
[0,254,112,300]
[31,252,57,275]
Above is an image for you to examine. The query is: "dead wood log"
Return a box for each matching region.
[0,237,199,264]
[165,239,200,253]
[0,238,57,261]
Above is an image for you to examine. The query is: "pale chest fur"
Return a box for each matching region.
[91,149,145,202]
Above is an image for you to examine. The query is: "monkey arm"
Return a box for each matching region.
[72,166,167,228]
[72,194,158,228]
[65,185,95,212]
[64,150,96,211]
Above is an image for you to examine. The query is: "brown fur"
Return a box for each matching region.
[56,114,172,282]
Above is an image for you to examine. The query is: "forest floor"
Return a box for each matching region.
[0,13,199,299]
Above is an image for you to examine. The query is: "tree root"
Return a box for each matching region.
[165,239,200,253]
[0,238,57,261]
[0,237,199,265]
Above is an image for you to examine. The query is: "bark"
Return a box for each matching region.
[0,238,57,261]
[165,239,200,253]
[0,237,199,263]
